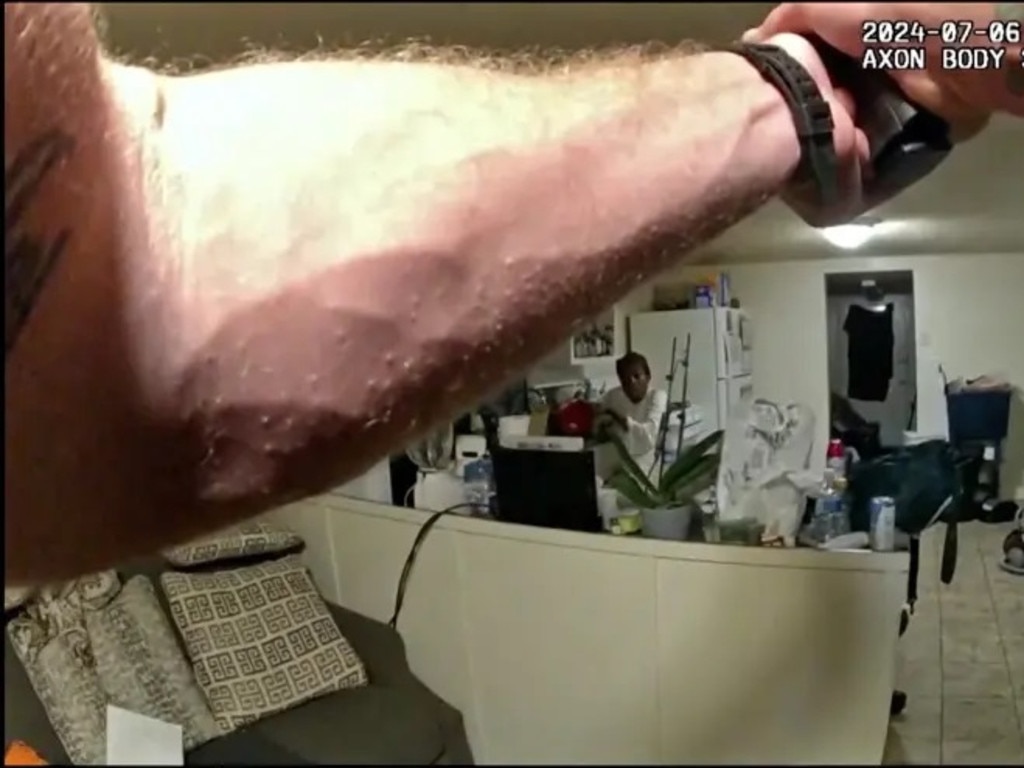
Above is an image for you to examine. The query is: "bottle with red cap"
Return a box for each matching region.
[826,438,847,486]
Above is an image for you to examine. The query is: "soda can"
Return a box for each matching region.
[870,496,897,552]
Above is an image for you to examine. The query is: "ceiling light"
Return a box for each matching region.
[820,221,878,250]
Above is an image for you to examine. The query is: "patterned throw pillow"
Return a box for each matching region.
[160,556,368,733]
[164,522,304,568]
[5,571,122,765]
[84,577,224,749]
[7,575,222,764]
[5,587,34,613]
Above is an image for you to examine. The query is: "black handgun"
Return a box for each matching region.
[810,36,953,208]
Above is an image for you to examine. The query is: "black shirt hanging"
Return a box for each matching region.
[844,303,895,402]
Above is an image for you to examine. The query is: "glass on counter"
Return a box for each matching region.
[717,518,765,546]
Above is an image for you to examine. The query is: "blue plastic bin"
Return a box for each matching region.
[946,389,1012,443]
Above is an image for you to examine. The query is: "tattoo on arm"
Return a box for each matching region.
[5,130,75,357]
[996,3,1024,95]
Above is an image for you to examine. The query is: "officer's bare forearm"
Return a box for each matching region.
[150,52,800,514]
[5,2,170,584]
[5,8,806,581]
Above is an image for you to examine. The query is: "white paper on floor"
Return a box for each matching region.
[106,705,184,766]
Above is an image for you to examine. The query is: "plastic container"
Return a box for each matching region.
[826,439,847,480]
[694,285,715,309]
[808,485,850,543]
[869,495,897,551]
[829,495,851,539]
[597,488,620,532]
[946,389,1011,443]
[610,511,643,536]
[809,495,832,542]
[463,458,494,513]
[498,415,531,442]
[641,505,693,541]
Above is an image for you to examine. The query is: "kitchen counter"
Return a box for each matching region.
[271,494,909,765]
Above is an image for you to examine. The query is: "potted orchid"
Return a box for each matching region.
[606,430,723,540]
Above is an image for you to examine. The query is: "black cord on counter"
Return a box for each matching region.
[388,503,478,629]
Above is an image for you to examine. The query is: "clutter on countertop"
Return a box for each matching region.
[716,397,817,548]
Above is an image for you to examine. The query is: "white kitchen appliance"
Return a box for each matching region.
[406,424,466,512]
[629,308,753,433]
[414,470,466,512]
[454,435,489,476]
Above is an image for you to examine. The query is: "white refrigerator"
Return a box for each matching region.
[629,308,753,433]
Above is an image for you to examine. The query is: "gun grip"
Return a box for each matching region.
[809,36,953,204]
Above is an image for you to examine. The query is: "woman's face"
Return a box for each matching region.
[620,362,650,403]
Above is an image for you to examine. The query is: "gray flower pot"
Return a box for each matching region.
[640,504,693,541]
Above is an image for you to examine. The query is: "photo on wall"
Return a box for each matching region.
[570,315,615,363]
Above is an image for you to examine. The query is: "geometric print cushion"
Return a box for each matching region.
[5,586,35,613]
[163,522,304,568]
[83,577,224,751]
[159,556,368,733]
[6,574,220,764]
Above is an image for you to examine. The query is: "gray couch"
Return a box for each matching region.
[4,559,473,765]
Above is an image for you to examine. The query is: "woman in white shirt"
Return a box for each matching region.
[595,352,668,480]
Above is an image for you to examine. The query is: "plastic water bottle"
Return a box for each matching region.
[810,493,833,543]
[826,439,847,482]
[829,492,851,538]
[811,471,850,543]
[463,458,494,515]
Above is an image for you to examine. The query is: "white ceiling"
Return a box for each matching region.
[102,2,1023,263]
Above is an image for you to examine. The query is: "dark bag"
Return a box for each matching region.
[847,440,969,614]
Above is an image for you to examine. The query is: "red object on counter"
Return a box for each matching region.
[827,438,845,460]
[555,399,596,438]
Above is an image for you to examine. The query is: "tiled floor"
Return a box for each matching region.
[884,520,1024,765]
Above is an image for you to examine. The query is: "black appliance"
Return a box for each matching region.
[492,448,600,533]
